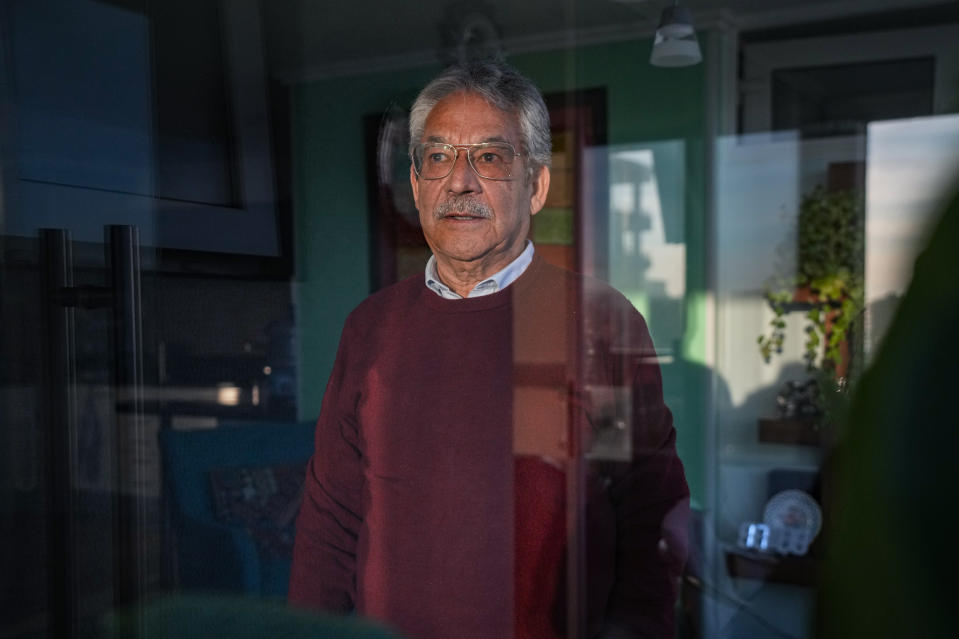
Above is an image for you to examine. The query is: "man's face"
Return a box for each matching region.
[410,91,550,279]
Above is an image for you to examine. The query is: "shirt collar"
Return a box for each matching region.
[425,241,535,299]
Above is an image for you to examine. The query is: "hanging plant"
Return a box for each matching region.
[758,185,865,380]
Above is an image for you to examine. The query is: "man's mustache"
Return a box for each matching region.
[433,197,493,220]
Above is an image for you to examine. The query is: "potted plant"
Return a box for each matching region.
[757,185,865,439]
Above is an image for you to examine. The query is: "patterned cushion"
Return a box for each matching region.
[209,463,306,558]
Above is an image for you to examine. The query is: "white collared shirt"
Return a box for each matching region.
[425,241,535,299]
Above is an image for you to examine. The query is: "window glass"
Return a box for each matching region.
[2,2,957,637]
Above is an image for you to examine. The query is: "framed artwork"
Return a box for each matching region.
[364,105,428,290]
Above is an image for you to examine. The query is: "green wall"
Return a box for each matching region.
[293,66,436,420]
[293,35,708,501]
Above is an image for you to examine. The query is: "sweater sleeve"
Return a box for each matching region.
[288,321,363,612]
[601,307,690,639]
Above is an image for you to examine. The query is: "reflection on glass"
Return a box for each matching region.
[603,142,687,357]
[865,114,959,352]
[2,0,958,637]
[712,112,959,637]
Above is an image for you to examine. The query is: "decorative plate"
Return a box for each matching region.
[763,489,822,538]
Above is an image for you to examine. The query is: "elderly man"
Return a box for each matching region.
[289,61,689,639]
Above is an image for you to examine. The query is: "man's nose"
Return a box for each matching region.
[446,149,482,193]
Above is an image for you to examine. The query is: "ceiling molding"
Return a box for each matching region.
[274,8,738,85]
[273,49,441,85]
[271,1,945,85]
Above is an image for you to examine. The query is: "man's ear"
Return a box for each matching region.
[410,165,421,211]
[529,165,551,216]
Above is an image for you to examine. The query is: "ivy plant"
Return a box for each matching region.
[758,186,865,380]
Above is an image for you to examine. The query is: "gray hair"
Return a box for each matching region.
[409,61,552,181]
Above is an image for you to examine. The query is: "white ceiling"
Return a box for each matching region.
[261,0,951,81]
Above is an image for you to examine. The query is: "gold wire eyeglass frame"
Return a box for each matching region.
[410,142,524,181]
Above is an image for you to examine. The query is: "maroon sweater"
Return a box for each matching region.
[289,256,689,639]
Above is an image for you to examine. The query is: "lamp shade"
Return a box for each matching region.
[650,5,702,67]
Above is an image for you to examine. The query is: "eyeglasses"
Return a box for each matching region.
[411,142,522,181]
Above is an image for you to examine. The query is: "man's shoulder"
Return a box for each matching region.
[348,274,424,323]
[526,257,639,317]
[518,258,655,356]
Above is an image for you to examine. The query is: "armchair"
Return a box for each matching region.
[159,420,315,598]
